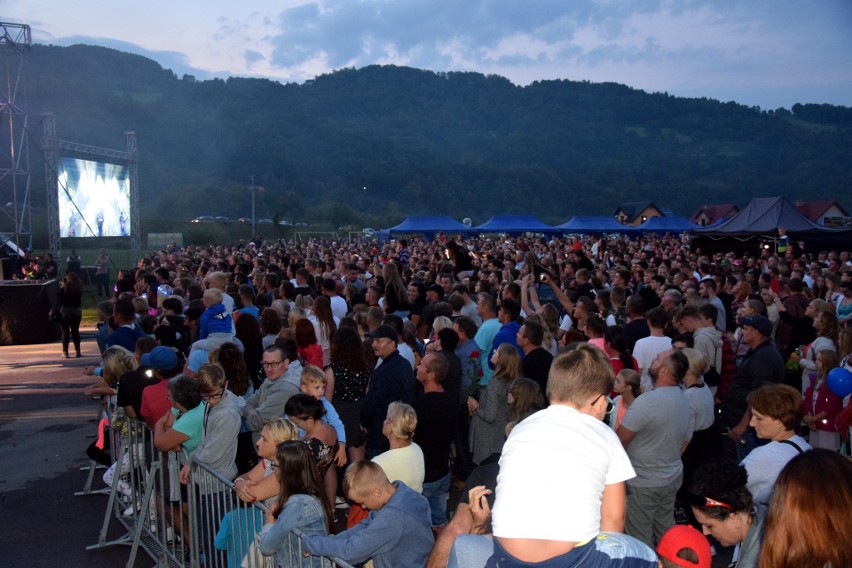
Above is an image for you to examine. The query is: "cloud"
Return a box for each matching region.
[12,0,850,108]
[256,0,851,104]
[244,49,265,67]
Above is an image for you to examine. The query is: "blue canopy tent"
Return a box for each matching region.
[555,216,637,235]
[634,216,701,234]
[385,216,476,240]
[473,215,559,236]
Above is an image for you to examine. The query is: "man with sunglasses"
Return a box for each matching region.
[488,345,651,567]
[244,344,300,443]
[617,349,691,548]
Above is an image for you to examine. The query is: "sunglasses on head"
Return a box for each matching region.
[687,492,732,510]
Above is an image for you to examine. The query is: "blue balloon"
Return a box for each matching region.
[827,367,852,398]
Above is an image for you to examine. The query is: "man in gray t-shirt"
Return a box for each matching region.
[617,349,690,547]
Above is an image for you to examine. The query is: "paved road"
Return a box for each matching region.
[0,330,147,567]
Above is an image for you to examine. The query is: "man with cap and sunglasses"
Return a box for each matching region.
[360,325,416,458]
[725,314,785,460]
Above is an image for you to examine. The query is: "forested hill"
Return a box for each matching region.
[23,44,852,228]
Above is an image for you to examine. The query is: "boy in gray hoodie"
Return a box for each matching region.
[679,305,723,381]
[302,460,434,568]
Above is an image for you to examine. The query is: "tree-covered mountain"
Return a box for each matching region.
[21,44,852,229]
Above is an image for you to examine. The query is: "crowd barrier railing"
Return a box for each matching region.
[83,417,355,568]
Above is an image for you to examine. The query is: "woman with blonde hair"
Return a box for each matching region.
[372,401,425,493]
[84,345,136,398]
[609,369,640,432]
[467,343,519,464]
[234,418,299,505]
[84,345,137,466]
[797,311,839,393]
[803,349,844,450]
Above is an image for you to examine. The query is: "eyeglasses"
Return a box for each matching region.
[687,492,733,510]
[262,360,285,368]
[201,388,225,402]
[592,393,614,415]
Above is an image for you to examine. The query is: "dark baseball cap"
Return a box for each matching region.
[369,325,398,343]
[140,346,179,370]
[738,314,772,337]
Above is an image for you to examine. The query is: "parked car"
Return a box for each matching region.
[237,217,253,224]
[191,216,214,224]
[277,219,291,226]
[215,216,233,224]
[257,218,273,225]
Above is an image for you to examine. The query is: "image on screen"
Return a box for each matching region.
[57,157,131,238]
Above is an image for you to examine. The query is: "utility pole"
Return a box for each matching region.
[250,175,256,237]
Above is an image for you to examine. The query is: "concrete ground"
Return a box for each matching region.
[0,329,148,567]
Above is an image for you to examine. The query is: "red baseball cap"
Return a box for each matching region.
[656,526,711,568]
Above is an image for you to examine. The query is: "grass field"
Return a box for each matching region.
[80,283,105,326]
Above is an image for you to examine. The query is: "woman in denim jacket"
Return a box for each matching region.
[258,441,335,567]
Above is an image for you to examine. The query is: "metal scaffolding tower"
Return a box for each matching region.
[0,22,33,253]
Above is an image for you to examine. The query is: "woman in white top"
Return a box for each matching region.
[309,296,339,367]
[371,401,425,493]
[740,384,811,506]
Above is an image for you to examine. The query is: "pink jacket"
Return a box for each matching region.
[804,381,844,432]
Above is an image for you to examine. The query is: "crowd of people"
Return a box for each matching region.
[77,231,852,567]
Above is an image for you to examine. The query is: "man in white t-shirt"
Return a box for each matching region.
[631,307,672,392]
[490,344,636,564]
[321,278,349,321]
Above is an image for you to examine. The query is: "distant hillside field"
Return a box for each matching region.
[20,44,852,230]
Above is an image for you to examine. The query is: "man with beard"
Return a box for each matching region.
[617,349,691,547]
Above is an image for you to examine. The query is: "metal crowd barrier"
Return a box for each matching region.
[82,417,355,568]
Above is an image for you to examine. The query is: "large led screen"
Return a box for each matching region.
[58,157,131,238]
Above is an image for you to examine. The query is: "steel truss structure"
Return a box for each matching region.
[43,114,139,260]
[0,22,32,253]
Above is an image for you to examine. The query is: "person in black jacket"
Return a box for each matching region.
[56,272,84,358]
[360,325,415,458]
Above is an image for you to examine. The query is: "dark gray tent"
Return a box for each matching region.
[694,196,833,235]
[693,196,852,251]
